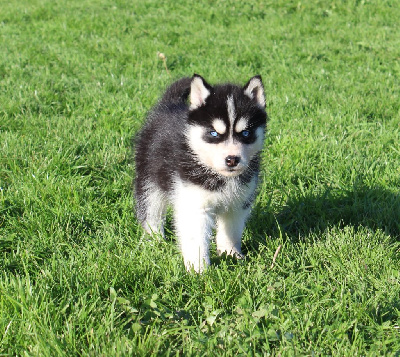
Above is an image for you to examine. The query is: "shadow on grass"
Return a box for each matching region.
[246,183,400,251]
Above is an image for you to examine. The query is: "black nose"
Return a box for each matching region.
[225,155,240,167]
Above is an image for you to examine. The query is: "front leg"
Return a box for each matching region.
[173,184,214,273]
[215,206,251,259]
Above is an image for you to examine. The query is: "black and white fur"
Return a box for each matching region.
[135,74,267,272]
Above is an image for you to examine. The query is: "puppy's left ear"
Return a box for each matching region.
[243,75,265,108]
[190,74,212,110]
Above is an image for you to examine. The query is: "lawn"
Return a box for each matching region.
[1,0,399,355]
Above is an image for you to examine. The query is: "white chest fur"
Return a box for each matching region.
[171,176,257,272]
[172,175,257,214]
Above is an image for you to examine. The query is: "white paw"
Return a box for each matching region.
[217,247,245,260]
[184,257,210,273]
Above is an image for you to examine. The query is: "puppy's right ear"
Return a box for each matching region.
[190,74,212,110]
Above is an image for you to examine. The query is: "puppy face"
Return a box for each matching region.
[186,75,267,177]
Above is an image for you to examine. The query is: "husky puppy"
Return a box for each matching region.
[135,74,267,272]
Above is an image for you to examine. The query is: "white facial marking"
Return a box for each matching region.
[212,119,227,135]
[187,124,265,177]
[226,95,236,129]
[235,117,249,133]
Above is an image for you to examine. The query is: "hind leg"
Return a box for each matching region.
[136,183,167,237]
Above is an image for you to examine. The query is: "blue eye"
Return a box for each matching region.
[241,130,250,137]
[210,131,218,137]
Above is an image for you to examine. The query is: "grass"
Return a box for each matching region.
[1,0,400,355]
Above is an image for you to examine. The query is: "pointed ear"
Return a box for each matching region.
[190,74,212,110]
[243,75,265,108]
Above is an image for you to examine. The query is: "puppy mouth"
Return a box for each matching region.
[218,167,245,177]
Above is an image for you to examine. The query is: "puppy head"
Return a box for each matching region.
[186,75,267,177]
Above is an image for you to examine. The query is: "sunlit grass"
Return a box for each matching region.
[1,0,399,355]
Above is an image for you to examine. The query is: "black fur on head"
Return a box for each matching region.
[187,74,267,135]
